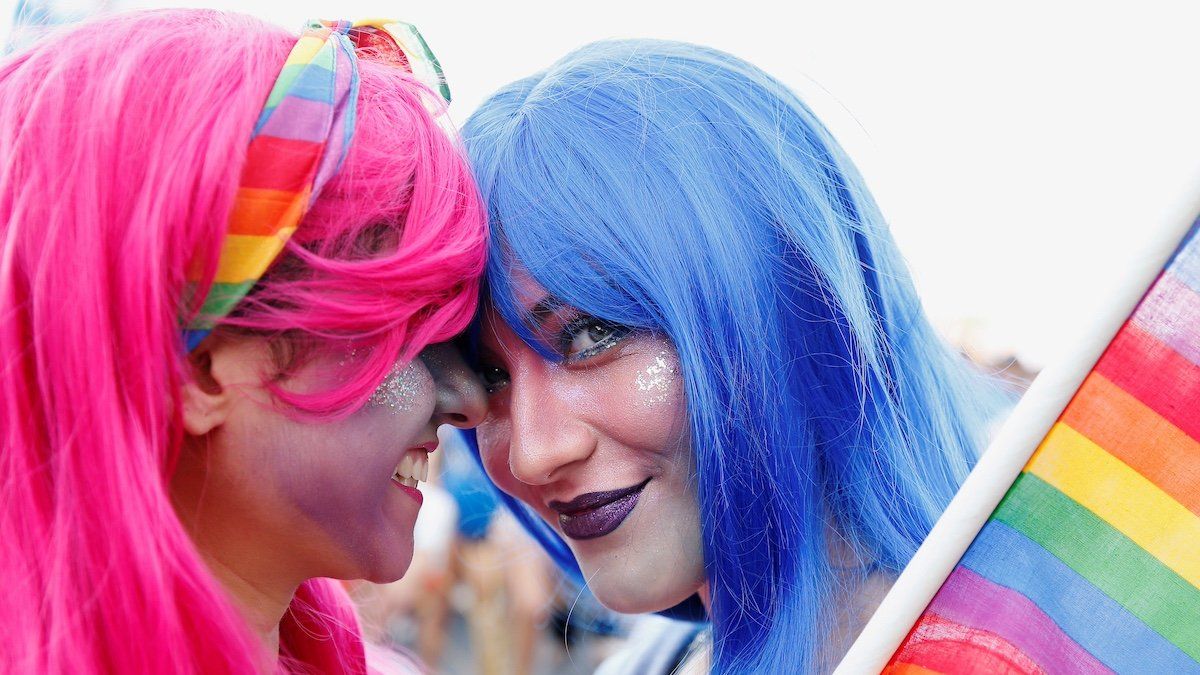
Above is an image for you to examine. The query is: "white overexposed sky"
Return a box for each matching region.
[6,0,1200,368]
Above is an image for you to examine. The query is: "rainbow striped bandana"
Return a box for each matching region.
[182,19,450,352]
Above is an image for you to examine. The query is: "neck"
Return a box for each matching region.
[171,446,303,661]
[201,550,298,658]
[697,583,711,615]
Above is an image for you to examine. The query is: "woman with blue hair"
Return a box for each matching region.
[465,39,1001,673]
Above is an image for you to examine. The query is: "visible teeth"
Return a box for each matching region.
[393,449,431,486]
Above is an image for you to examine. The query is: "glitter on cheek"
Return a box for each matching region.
[368,361,425,413]
[635,350,678,406]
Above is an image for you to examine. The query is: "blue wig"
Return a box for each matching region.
[463,39,1001,673]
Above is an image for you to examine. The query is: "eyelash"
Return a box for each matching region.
[478,315,633,396]
[557,315,632,363]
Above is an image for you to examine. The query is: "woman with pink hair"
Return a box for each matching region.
[0,10,487,673]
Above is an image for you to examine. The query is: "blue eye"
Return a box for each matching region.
[560,316,631,362]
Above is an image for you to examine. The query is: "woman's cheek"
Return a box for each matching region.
[476,419,518,491]
[633,348,680,408]
[596,343,686,450]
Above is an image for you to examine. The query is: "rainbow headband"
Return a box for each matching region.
[182,19,451,352]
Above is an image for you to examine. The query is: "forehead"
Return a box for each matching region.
[489,266,569,330]
[507,267,550,312]
[481,270,561,358]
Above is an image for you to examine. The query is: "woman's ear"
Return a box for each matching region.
[181,339,236,437]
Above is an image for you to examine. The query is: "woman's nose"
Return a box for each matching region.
[505,365,595,486]
[420,343,487,429]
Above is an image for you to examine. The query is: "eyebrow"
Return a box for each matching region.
[528,295,565,326]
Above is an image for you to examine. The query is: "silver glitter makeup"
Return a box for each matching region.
[368,361,423,413]
[635,351,677,406]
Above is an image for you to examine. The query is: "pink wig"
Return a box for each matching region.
[0,9,485,674]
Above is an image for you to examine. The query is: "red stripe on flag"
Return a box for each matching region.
[1094,323,1200,442]
[889,613,1046,675]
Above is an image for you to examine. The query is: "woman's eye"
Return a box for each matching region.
[478,365,510,394]
[562,317,630,361]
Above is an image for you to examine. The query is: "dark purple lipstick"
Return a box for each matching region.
[549,478,651,540]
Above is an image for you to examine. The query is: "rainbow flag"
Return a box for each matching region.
[879,223,1200,674]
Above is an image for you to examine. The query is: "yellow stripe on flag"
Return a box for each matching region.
[1028,423,1200,590]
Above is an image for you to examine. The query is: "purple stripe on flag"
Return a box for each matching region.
[928,567,1112,675]
[257,96,333,143]
[1131,271,1200,367]
[1168,233,1200,293]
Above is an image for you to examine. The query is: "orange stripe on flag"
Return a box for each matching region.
[1062,372,1200,518]
[884,664,943,675]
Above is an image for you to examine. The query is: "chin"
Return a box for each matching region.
[361,548,414,584]
[346,533,415,585]
[588,570,698,615]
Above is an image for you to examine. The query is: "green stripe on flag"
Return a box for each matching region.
[995,474,1200,659]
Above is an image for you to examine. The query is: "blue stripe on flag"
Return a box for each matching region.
[961,522,1200,674]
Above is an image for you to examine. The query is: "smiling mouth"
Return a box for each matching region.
[549,478,651,540]
[391,444,434,506]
